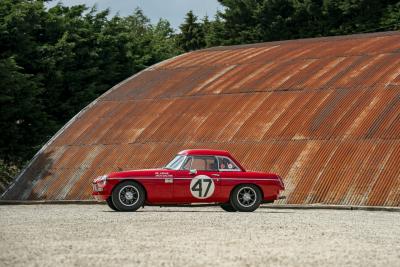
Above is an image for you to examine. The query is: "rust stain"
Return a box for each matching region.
[2,32,400,207]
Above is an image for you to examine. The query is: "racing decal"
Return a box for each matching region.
[155,172,173,178]
[190,175,215,199]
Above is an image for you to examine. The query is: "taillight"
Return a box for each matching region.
[278,176,284,189]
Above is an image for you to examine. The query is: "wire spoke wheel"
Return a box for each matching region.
[230,184,261,212]
[118,185,140,207]
[237,187,257,207]
[111,181,145,212]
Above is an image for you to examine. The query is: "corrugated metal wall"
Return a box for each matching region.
[3,32,400,206]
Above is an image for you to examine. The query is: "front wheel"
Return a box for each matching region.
[111,181,145,212]
[230,184,262,212]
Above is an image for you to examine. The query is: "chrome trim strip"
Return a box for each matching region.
[220,178,278,181]
[107,177,164,180]
[107,177,278,181]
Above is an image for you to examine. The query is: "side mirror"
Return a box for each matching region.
[189,169,197,175]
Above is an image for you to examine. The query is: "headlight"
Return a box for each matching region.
[95,175,108,187]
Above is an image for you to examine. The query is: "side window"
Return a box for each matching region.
[191,156,218,171]
[181,156,192,170]
[218,157,240,171]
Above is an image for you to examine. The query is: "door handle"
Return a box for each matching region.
[165,178,173,183]
[211,174,220,177]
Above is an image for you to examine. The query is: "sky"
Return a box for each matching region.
[46,0,223,30]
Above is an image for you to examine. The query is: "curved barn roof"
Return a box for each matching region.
[3,31,400,206]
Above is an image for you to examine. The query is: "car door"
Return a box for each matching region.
[146,155,184,203]
[173,156,221,203]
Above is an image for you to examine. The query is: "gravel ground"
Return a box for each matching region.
[0,205,399,267]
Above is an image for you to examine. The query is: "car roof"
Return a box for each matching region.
[177,149,246,171]
[178,149,232,157]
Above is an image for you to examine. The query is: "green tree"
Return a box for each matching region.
[149,19,183,62]
[217,0,263,44]
[178,10,206,51]
[0,1,54,164]
[380,2,400,30]
[204,14,227,47]
[212,0,400,45]
[0,57,53,163]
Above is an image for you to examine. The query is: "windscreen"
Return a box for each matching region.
[164,155,186,170]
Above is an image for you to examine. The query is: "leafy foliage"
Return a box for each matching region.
[0,160,20,193]
[176,0,400,48]
[213,0,400,44]
[178,11,205,51]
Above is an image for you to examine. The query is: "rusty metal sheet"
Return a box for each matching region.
[2,32,400,207]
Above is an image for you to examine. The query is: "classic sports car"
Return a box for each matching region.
[93,149,285,212]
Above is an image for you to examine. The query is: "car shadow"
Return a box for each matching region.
[101,209,295,213]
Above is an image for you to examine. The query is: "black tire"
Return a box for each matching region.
[106,197,118,211]
[220,203,237,212]
[111,181,145,212]
[230,184,262,212]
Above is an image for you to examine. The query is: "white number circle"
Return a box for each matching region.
[190,175,215,199]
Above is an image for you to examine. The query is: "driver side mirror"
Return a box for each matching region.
[189,169,197,175]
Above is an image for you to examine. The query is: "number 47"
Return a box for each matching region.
[191,178,212,198]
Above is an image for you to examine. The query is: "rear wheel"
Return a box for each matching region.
[111,181,145,212]
[220,203,237,212]
[230,184,262,212]
[106,197,118,211]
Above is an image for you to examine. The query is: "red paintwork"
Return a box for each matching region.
[92,149,285,205]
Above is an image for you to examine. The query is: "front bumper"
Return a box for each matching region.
[93,194,107,201]
[92,182,111,201]
[92,191,109,201]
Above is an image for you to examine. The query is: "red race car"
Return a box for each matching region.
[93,149,285,212]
